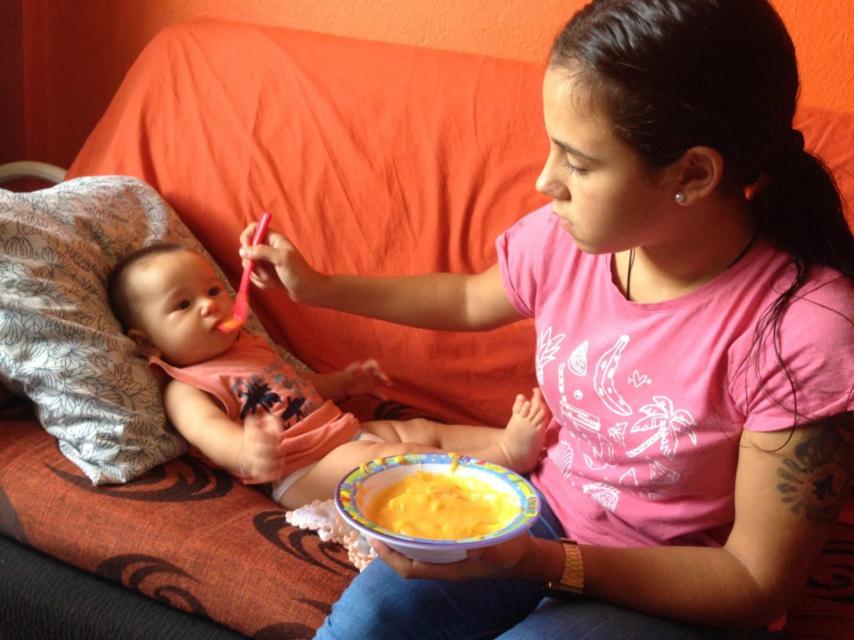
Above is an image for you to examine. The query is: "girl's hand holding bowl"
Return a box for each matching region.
[372,530,554,582]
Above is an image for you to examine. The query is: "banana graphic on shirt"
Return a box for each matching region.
[593,334,633,417]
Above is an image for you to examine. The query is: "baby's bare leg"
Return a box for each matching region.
[361,388,550,474]
[279,439,440,509]
[282,392,551,508]
[360,417,503,450]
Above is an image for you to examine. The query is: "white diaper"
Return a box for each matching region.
[270,428,382,504]
[270,463,317,504]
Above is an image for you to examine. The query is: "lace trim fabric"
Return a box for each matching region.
[286,499,377,571]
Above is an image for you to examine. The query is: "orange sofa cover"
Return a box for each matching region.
[68,20,549,429]
[68,20,854,431]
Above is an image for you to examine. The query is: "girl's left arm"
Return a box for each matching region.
[715,413,853,617]
[375,411,853,628]
[582,411,853,626]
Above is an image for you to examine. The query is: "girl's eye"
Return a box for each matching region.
[562,156,588,175]
[176,300,191,311]
[208,286,221,296]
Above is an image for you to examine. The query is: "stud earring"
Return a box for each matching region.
[674,192,687,205]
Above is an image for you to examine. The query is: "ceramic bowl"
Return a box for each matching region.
[335,452,540,563]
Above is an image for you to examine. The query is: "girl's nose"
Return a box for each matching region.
[536,167,570,200]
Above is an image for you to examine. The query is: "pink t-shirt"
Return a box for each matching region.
[497,204,854,548]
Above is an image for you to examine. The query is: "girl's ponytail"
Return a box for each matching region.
[754,136,854,279]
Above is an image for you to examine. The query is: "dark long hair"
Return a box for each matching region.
[550,0,854,423]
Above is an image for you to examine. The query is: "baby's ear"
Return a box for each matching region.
[127,329,160,358]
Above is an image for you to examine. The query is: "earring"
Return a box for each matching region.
[674,192,687,205]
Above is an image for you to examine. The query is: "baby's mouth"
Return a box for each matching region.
[214,316,240,333]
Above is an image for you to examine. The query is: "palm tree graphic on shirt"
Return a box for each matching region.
[236,376,282,419]
[625,396,697,459]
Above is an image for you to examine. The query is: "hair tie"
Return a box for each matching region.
[769,128,805,172]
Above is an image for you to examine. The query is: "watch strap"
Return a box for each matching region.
[546,538,584,596]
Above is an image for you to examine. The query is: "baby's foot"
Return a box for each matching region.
[498,388,550,473]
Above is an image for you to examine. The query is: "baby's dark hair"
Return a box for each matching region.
[107,242,187,332]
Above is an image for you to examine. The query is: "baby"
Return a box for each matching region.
[107,243,549,509]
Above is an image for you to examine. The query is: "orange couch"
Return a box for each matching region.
[1,20,852,639]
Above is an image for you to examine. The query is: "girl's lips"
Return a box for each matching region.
[550,205,574,234]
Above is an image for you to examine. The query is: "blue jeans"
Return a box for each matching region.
[314,491,779,640]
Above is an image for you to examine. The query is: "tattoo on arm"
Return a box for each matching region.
[776,413,854,523]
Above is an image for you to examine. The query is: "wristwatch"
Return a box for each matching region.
[545,538,584,596]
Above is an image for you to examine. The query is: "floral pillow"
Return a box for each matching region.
[0,175,296,484]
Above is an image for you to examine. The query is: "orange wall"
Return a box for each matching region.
[0,1,25,166]
[3,0,853,169]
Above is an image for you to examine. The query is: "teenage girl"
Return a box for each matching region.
[242,1,854,637]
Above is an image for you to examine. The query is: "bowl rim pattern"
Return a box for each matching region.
[335,452,540,549]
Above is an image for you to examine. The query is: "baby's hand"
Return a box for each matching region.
[338,359,391,399]
[239,411,286,483]
[238,224,323,303]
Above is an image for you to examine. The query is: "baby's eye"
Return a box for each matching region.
[175,299,191,311]
[208,286,221,297]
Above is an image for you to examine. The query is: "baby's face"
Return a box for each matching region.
[127,249,239,366]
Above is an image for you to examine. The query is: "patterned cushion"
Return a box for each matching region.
[0,175,298,484]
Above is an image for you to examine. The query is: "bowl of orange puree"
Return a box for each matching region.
[335,452,540,563]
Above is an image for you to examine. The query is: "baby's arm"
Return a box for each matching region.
[302,359,390,402]
[163,380,286,483]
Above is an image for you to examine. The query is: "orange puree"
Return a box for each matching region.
[364,471,520,539]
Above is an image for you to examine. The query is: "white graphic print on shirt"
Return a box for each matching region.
[536,326,565,386]
[592,334,633,416]
[555,440,574,479]
[628,370,652,387]
[545,327,699,513]
[625,397,697,459]
[568,340,589,376]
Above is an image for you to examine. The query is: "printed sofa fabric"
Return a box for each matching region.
[2,412,854,639]
[0,175,300,484]
[0,417,354,638]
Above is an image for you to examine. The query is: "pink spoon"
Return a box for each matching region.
[217,212,272,333]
